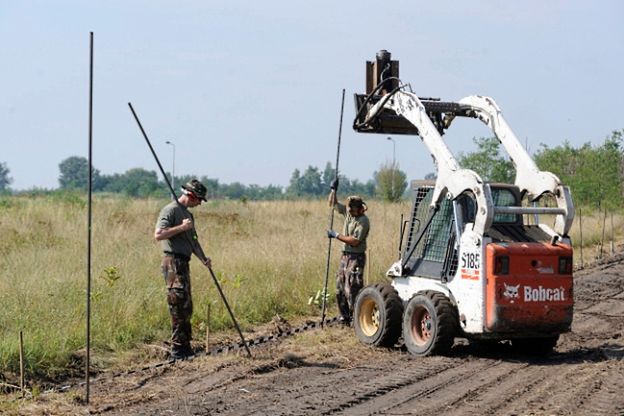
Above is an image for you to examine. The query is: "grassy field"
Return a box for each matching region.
[0,194,621,381]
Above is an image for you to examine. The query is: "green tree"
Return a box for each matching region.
[0,162,12,192]
[534,130,624,208]
[120,168,162,197]
[286,168,303,197]
[458,137,515,183]
[58,156,104,190]
[300,166,322,196]
[374,161,407,202]
[322,162,336,188]
[286,166,323,197]
[222,182,246,199]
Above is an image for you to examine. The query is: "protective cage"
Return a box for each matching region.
[402,182,458,280]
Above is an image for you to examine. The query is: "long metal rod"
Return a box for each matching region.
[321,89,346,327]
[85,31,94,405]
[127,102,251,357]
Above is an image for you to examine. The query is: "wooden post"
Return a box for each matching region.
[19,331,24,399]
[366,248,370,286]
[205,303,211,352]
[611,211,615,256]
[600,206,607,259]
[579,208,584,267]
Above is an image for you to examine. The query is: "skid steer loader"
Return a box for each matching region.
[352,50,574,356]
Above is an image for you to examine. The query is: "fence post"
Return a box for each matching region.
[19,330,25,399]
[205,303,211,353]
[579,208,584,267]
[611,211,615,256]
[600,206,607,259]
[366,248,370,286]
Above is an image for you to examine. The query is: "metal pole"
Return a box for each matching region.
[85,31,94,405]
[611,211,615,256]
[321,89,346,327]
[600,206,607,259]
[165,140,176,191]
[128,103,251,357]
[387,136,396,165]
[387,137,395,200]
[19,330,24,399]
[579,207,584,267]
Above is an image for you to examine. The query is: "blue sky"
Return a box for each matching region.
[1,1,622,190]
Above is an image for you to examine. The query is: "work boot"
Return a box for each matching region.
[338,315,351,327]
[169,345,194,361]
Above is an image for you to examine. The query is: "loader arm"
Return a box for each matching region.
[458,95,575,235]
[364,89,494,236]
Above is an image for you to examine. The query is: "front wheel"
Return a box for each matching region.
[403,291,457,356]
[354,284,403,347]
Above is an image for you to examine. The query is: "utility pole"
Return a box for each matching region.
[165,140,176,191]
[387,136,396,200]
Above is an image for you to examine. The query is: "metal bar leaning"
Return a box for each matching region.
[127,102,252,358]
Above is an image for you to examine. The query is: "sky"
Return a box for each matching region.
[1,0,623,191]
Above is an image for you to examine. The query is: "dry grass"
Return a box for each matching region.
[0,195,407,381]
[0,193,620,387]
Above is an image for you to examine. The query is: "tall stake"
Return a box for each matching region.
[611,211,615,256]
[600,206,607,259]
[127,103,251,357]
[85,31,94,404]
[19,330,24,399]
[579,207,584,267]
[321,89,346,327]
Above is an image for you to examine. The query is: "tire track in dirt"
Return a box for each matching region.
[319,359,493,415]
[575,363,624,416]
[94,256,624,416]
[488,357,611,415]
[347,359,523,415]
[191,357,460,415]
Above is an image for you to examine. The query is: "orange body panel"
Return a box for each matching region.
[485,243,573,334]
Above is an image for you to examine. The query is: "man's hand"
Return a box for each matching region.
[330,178,339,191]
[181,218,193,231]
[202,257,212,269]
[327,230,339,239]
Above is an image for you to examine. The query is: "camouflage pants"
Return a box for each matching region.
[336,252,366,320]
[161,256,193,349]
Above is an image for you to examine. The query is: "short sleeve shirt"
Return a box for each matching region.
[336,202,370,254]
[155,201,195,257]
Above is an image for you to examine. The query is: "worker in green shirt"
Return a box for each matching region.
[155,179,212,360]
[327,179,370,326]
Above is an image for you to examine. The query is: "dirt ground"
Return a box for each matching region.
[14,255,624,415]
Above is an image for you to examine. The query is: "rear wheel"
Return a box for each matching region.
[512,335,559,355]
[403,291,457,356]
[354,284,403,347]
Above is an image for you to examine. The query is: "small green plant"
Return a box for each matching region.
[100,266,121,287]
[308,288,330,308]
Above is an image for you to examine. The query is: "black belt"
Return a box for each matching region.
[164,251,191,262]
[342,251,365,256]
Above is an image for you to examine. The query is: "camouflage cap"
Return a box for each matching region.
[181,179,207,201]
[347,195,365,209]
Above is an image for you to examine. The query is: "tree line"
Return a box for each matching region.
[456,130,624,209]
[0,156,408,201]
[2,129,622,206]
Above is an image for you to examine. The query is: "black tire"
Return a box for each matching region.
[512,335,559,355]
[403,291,458,356]
[354,284,404,347]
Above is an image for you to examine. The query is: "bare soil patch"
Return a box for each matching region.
[11,256,624,416]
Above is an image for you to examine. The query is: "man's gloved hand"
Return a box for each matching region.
[330,178,339,191]
[327,230,339,239]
